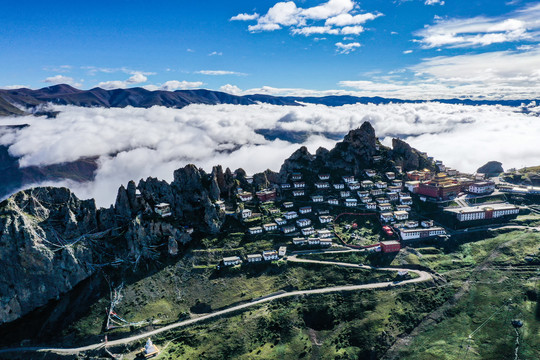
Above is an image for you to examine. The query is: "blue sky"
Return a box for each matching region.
[1,0,540,99]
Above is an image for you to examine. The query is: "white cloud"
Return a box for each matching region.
[219,84,243,95]
[239,0,380,37]
[196,70,247,76]
[97,72,148,89]
[2,102,539,206]
[82,66,156,77]
[335,41,361,53]
[325,12,382,26]
[403,50,413,54]
[230,13,260,21]
[143,80,204,91]
[416,3,540,48]
[208,51,223,56]
[43,65,72,73]
[43,75,82,87]
[0,85,30,90]
[425,0,445,5]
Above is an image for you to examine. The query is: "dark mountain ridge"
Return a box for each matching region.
[0,84,537,117]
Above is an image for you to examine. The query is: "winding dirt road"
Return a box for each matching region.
[0,256,433,356]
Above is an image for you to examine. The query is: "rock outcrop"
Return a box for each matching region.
[477,161,504,176]
[390,138,435,172]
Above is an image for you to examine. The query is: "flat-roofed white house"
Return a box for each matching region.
[223,256,241,266]
[293,190,305,197]
[292,237,307,245]
[400,227,446,240]
[312,195,324,202]
[283,201,294,208]
[375,181,388,189]
[361,196,372,203]
[278,246,287,256]
[155,203,172,217]
[319,215,333,223]
[405,220,419,228]
[370,189,383,196]
[380,212,394,222]
[296,218,312,227]
[366,202,377,210]
[299,206,312,214]
[215,200,225,211]
[345,198,358,207]
[365,169,376,177]
[357,190,369,198]
[342,175,355,183]
[400,196,413,205]
[378,203,392,211]
[319,174,330,180]
[281,183,291,189]
[242,209,253,219]
[248,226,263,235]
[348,182,361,190]
[282,225,296,234]
[284,211,298,220]
[397,204,411,212]
[317,229,333,238]
[302,227,316,236]
[247,254,263,262]
[294,181,306,188]
[320,238,332,247]
[275,217,287,225]
[362,180,374,188]
[308,237,320,245]
[263,223,278,231]
[421,220,434,228]
[468,181,495,195]
[386,172,396,180]
[238,192,253,202]
[333,183,345,190]
[263,250,279,261]
[291,172,302,180]
[328,198,339,205]
[387,192,399,201]
[340,190,351,198]
[393,210,409,221]
[315,182,330,189]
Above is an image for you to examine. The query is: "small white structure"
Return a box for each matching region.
[312,195,324,202]
[393,210,409,221]
[348,181,361,190]
[238,192,253,202]
[275,218,287,225]
[291,172,302,180]
[366,202,377,210]
[317,229,333,238]
[370,189,384,196]
[294,181,306,188]
[385,172,396,180]
[142,338,160,358]
[357,190,369,198]
[362,180,374,188]
[278,246,287,257]
[154,203,172,217]
[215,200,225,211]
[345,198,358,207]
[319,239,332,247]
[405,220,419,228]
[328,198,339,205]
[378,203,392,211]
[301,227,316,236]
[400,196,413,205]
[281,183,291,189]
[333,183,345,190]
[468,181,495,195]
[263,250,279,261]
[375,181,388,189]
[293,190,305,197]
[397,204,411,212]
[223,256,242,266]
[319,215,333,223]
[284,211,298,220]
[421,220,434,228]
[248,226,263,235]
[299,206,312,214]
[342,175,355,183]
[293,237,307,245]
[263,223,278,231]
[380,212,394,222]
[282,225,296,234]
[365,169,376,177]
[361,196,372,203]
[247,254,263,262]
[315,182,330,189]
[308,237,320,245]
[283,202,294,208]
[387,193,399,201]
[340,190,351,198]
[400,227,446,240]
[242,209,253,219]
[296,218,312,227]
[319,174,330,180]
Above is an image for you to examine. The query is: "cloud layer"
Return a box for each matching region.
[1,102,539,205]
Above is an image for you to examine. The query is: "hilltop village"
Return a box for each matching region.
[148,126,527,268]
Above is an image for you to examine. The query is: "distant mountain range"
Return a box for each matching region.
[0,84,537,116]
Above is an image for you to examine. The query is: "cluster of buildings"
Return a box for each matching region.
[222,247,286,266]
[446,203,520,222]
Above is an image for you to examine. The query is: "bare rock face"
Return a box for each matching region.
[390,138,435,172]
[477,161,504,176]
[0,188,97,325]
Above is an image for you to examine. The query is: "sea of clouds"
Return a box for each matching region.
[0,102,539,206]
